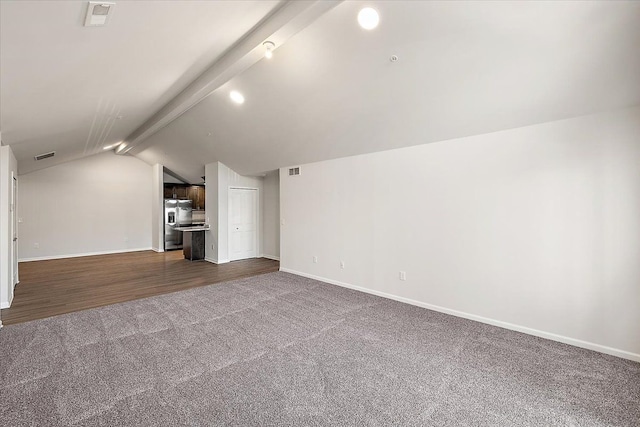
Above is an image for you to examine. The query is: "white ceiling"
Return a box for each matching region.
[2,1,640,182]
[0,0,281,173]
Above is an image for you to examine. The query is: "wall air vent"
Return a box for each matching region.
[288,167,301,176]
[34,151,55,161]
[84,2,115,27]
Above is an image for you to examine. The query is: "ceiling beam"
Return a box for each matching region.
[118,0,342,156]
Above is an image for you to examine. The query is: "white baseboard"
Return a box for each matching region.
[205,257,229,265]
[280,268,640,363]
[261,254,280,261]
[152,247,164,253]
[19,247,153,263]
[0,292,13,309]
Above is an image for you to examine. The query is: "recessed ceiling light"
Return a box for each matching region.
[358,7,379,30]
[230,90,245,104]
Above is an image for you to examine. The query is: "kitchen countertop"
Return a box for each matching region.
[172,224,210,232]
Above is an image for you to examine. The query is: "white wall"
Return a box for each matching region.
[263,170,280,260]
[204,162,220,262]
[0,144,18,310]
[18,152,153,261]
[152,164,164,252]
[204,162,265,263]
[280,106,640,361]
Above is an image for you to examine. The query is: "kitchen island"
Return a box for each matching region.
[172,224,210,261]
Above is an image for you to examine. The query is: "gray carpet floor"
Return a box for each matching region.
[0,272,638,426]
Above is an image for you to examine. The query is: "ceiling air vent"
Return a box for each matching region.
[288,167,301,176]
[34,151,55,161]
[84,2,115,27]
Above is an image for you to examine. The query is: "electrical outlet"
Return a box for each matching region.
[340,261,345,269]
[313,256,318,263]
[399,271,406,281]
[18,217,23,223]
[211,244,215,250]
[34,242,39,249]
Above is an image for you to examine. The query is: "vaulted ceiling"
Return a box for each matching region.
[2,1,640,183]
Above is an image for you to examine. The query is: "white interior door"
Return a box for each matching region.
[229,188,258,261]
[12,174,18,286]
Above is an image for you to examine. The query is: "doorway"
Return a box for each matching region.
[11,173,18,288]
[228,188,258,261]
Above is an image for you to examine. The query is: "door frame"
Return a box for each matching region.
[227,186,259,262]
[11,172,18,288]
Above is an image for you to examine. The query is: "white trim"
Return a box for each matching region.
[19,247,152,263]
[152,247,165,253]
[280,268,640,363]
[0,291,13,309]
[261,254,280,261]
[11,172,18,289]
[205,257,229,265]
[0,320,3,329]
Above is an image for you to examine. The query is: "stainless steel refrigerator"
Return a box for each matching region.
[164,199,192,250]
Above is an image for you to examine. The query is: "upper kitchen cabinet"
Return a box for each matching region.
[187,186,205,210]
[164,184,205,210]
[164,185,187,199]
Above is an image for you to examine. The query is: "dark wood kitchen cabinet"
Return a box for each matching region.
[164,184,205,209]
[187,186,205,209]
[176,186,188,199]
[164,186,186,199]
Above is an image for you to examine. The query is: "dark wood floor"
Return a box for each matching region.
[0,250,279,325]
